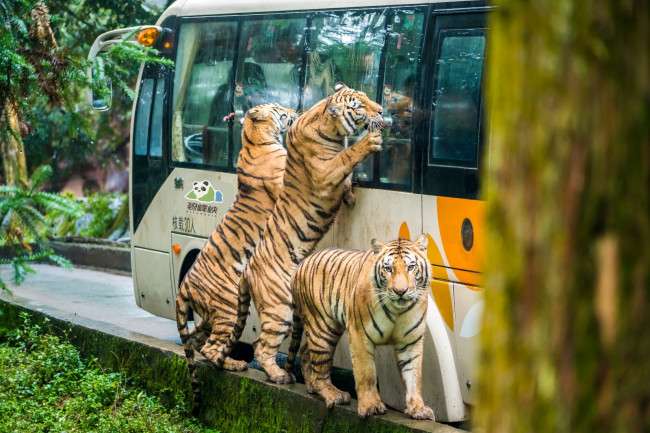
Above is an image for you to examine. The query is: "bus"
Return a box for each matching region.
[88,0,489,422]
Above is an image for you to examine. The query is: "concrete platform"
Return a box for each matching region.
[0,264,465,433]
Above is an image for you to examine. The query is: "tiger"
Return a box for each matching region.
[175,103,297,411]
[212,83,384,384]
[285,235,435,420]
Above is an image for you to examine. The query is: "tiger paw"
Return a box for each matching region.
[267,370,296,384]
[222,358,249,372]
[361,131,383,153]
[357,397,387,418]
[405,404,435,421]
[343,190,356,208]
[322,389,351,408]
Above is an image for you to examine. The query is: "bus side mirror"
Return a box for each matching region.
[91,55,112,111]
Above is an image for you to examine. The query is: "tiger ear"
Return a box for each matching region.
[334,82,348,92]
[247,108,267,121]
[327,103,342,117]
[371,238,386,254]
[413,233,428,253]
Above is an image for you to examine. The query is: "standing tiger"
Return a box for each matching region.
[175,103,297,410]
[286,235,435,420]
[213,83,384,384]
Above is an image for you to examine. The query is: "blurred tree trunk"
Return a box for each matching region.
[1,100,28,187]
[477,1,649,432]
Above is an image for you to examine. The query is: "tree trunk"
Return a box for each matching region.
[1,100,28,187]
[477,1,649,432]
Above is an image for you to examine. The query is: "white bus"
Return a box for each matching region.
[89,0,489,422]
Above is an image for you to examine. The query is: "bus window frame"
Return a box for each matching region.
[419,5,490,200]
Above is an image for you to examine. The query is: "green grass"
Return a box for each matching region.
[0,313,219,433]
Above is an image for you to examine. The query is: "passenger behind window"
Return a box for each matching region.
[381,73,416,186]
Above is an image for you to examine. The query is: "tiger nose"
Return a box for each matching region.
[394,287,407,297]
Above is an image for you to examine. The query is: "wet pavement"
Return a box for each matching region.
[0,264,182,345]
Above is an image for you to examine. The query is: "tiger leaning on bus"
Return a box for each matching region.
[175,103,297,411]
[213,83,384,384]
[285,235,435,420]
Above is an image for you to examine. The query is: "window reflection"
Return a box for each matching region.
[306,10,387,182]
[430,32,485,167]
[379,10,424,188]
[134,78,154,156]
[172,21,237,166]
[232,17,306,167]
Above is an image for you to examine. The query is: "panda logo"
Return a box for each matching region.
[184,180,223,203]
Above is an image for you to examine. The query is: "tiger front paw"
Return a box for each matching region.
[355,131,383,156]
[343,190,356,208]
[405,404,435,421]
[357,396,387,418]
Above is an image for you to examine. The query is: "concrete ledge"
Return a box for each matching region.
[51,241,131,273]
[0,294,462,433]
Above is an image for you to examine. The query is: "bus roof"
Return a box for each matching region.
[159,0,465,22]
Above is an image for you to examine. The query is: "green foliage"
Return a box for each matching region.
[47,192,129,240]
[0,312,219,433]
[0,165,82,291]
[2,0,171,182]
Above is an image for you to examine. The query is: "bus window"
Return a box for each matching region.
[149,78,166,158]
[134,78,154,156]
[232,16,307,167]
[430,31,485,168]
[307,10,387,182]
[379,9,425,189]
[171,21,237,167]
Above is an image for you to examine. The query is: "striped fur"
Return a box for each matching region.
[175,103,297,413]
[213,83,384,383]
[286,235,435,420]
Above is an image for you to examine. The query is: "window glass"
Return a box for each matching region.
[231,16,307,167]
[149,78,166,158]
[379,10,424,188]
[134,78,154,156]
[430,31,485,167]
[306,10,387,182]
[172,21,237,166]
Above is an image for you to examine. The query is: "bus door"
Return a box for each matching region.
[131,58,176,318]
[420,8,488,407]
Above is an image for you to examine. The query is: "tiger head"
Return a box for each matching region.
[371,234,431,311]
[325,82,383,136]
[244,103,298,140]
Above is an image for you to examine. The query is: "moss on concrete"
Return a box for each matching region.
[0,297,459,433]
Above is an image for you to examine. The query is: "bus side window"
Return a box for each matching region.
[379,10,425,189]
[306,10,387,183]
[232,16,307,167]
[171,21,237,167]
[134,78,154,157]
[430,31,485,168]
[149,78,166,158]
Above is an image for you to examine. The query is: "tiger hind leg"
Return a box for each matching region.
[254,306,295,384]
[175,295,201,414]
[200,325,249,371]
[284,305,303,375]
[307,329,349,408]
[189,319,210,351]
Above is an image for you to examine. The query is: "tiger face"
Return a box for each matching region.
[371,235,430,311]
[327,82,383,135]
[245,103,298,136]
